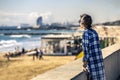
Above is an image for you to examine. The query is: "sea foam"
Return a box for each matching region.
[10,35,31,38]
[0,40,21,49]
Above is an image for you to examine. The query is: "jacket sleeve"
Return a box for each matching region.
[82,32,89,62]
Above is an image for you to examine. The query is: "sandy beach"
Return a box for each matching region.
[0,54,75,80]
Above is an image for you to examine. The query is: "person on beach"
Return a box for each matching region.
[79,14,105,80]
[22,47,25,54]
[39,49,43,60]
[3,53,10,61]
[35,48,39,59]
[33,48,39,60]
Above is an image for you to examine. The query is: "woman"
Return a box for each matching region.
[80,14,105,80]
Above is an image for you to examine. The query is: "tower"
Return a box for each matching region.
[36,16,43,27]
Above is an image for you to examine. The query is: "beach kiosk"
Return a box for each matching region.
[40,33,82,55]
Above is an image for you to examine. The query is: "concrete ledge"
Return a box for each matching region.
[31,44,120,80]
[103,44,120,80]
[31,58,83,80]
[102,44,120,59]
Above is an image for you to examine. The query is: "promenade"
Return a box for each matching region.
[31,44,120,80]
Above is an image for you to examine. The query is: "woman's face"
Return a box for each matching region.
[80,18,85,29]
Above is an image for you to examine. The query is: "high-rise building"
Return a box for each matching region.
[36,16,43,27]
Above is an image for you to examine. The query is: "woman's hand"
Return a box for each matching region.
[82,61,87,71]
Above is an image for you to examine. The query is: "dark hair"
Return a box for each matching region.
[80,14,92,29]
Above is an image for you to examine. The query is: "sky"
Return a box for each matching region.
[0,0,120,25]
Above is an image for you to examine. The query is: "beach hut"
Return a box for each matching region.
[40,33,82,55]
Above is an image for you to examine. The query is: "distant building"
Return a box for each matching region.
[17,24,32,29]
[36,16,43,27]
[0,25,17,30]
[49,22,68,30]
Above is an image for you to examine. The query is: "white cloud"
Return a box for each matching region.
[0,11,54,25]
[40,12,54,24]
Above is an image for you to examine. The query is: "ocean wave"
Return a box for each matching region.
[0,34,4,36]
[0,40,21,49]
[10,35,31,38]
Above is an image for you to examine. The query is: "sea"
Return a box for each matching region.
[0,34,41,52]
[0,29,78,53]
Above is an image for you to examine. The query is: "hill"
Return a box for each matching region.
[95,20,120,26]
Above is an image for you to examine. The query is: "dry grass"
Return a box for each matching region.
[0,55,75,80]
